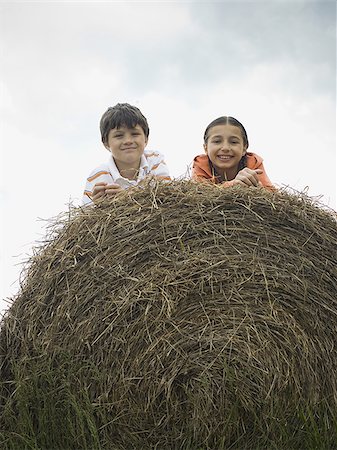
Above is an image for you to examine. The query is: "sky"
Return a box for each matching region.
[1,0,336,315]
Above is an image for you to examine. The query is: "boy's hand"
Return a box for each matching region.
[92,182,123,204]
[233,168,262,187]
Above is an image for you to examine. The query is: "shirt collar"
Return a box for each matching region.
[107,153,149,181]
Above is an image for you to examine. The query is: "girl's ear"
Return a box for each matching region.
[203,143,208,154]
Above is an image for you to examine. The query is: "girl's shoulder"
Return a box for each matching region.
[246,152,264,169]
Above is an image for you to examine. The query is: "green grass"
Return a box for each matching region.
[1,354,337,450]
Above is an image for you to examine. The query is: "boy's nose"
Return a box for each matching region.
[123,134,133,143]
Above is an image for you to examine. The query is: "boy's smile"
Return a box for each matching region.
[105,124,148,178]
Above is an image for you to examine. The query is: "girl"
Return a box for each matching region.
[192,116,274,189]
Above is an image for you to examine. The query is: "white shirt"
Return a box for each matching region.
[82,150,170,205]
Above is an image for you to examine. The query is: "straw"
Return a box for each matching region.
[1,180,336,449]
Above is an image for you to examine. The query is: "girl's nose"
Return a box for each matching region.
[221,140,230,150]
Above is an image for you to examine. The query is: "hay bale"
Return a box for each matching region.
[1,181,337,449]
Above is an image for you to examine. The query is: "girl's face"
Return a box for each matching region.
[204,124,247,180]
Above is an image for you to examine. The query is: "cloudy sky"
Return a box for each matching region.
[1,1,336,314]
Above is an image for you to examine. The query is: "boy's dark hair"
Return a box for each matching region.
[100,103,150,144]
[203,116,249,149]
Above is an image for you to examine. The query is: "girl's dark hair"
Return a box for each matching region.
[100,103,149,144]
[203,116,249,148]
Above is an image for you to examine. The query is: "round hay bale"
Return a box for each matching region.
[1,181,337,449]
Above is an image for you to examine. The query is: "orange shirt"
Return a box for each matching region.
[192,152,274,190]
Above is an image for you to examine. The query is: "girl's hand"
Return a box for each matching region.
[233,168,263,187]
[92,182,123,204]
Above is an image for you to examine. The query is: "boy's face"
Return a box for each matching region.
[204,124,247,179]
[105,124,148,173]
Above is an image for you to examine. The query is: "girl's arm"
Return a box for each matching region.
[255,161,275,191]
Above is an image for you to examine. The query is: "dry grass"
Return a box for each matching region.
[1,180,337,449]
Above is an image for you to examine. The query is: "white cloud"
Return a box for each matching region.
[2,2,194,50]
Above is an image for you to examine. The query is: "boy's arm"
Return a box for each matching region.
[82,170,114,206]
[147,152,171,181]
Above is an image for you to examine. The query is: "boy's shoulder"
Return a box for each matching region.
[86,161,111,180]
[142,150,169,176]
[143,149,164,160]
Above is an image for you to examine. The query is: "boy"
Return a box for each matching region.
[82,103,171,205]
